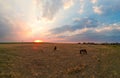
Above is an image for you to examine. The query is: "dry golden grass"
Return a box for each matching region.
[0,43,120,78]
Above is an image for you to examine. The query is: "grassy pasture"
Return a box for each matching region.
[0,43,120,78]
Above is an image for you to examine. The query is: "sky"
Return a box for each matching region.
[0,0,120,43]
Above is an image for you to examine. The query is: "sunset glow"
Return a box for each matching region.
[0,0,120,42]
[34,40,43,43]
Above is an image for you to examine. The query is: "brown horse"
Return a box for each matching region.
[80,49,87,54]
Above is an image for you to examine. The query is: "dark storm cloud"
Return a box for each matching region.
[51,17,98,34]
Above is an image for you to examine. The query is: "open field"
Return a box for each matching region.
[0,43,120,78]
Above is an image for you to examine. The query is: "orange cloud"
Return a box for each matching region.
[91,0,97,4]
[93,6,103,14]
[63,0,74,9]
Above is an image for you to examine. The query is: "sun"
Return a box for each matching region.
[34,40,43,43]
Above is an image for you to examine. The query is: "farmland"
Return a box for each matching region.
[0,43,120,78]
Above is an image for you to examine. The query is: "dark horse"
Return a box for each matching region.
[80,49,87,54]
[54,46,57,51]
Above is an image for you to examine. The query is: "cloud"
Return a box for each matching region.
[0,16,12,39]
[0,13,32,42]
[95,23,120,32]
[63,24,120,42]
[50,17,120,42]
[36,0,76,20]
[78,4,84,14]
[91,0,97,4]
[78,0,84,14]
[93,6,103,14]
[73,17,98,28]
[52,28,89,37]
[51,17,98,34]
[96,0,120,15]
[67,27,120,42]
[36,0,63,20]
[63,0,74,9]
[51,25,72,34]
[1,0,120,43]
[80,0,84,2]
[73,18,81,21]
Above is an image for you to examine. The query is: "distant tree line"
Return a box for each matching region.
[78,42,120,45]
